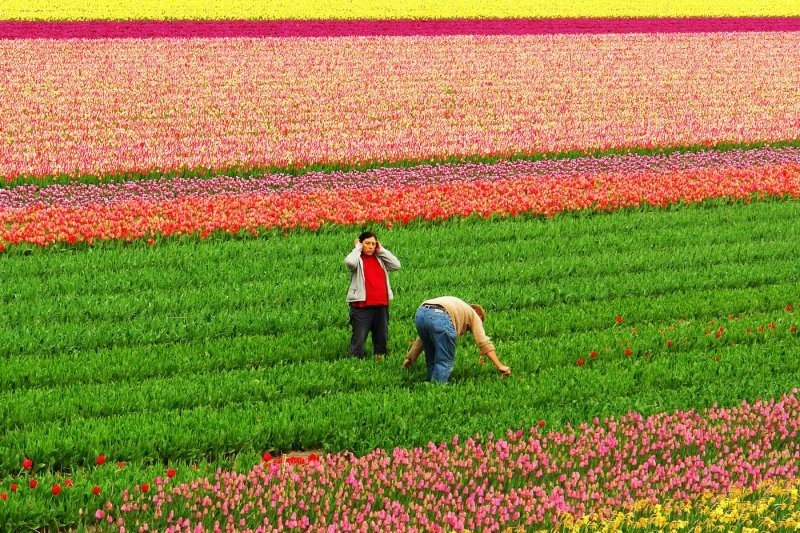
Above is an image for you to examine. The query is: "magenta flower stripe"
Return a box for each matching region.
[2,17,800,39]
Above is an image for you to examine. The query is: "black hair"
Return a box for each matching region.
[359,231,377,243]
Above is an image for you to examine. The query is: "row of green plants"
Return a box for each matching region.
[2,138,800,189]
[2,200,797,355]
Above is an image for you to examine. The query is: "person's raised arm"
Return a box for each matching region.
[375,242,401,271]
[344,238,362,272]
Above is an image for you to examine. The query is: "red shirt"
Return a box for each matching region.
[351,254,389,307]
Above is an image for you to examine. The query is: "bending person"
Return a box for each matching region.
[404,296,510,382]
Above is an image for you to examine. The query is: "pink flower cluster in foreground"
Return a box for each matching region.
[99,391,800,531]
[1,32,799,180]
[2,150,800,249]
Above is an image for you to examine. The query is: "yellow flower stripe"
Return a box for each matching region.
[561,477,800,532]
[2,0,799,21]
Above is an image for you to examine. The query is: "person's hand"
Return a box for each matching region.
[375,241,382,251]
[497,365,511,377]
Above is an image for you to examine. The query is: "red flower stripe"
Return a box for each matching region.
[2,163,799,249]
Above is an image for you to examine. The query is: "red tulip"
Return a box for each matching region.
[21,458,33,470]
[64,479,73,487]
[614,315,623,324]
[29,479,37,489]
[790,325,797,333]
[9,483,18,492]
[262,452,273,463]
[140,483,150,493]
[787,304,794,312]
[589,351,597,359]
[307,453,320,462]
[537,419,546,428]
[624,348,632,357]
[576,358,585,367]
[51,484,61,496]
[0,492,7,501]
[96,455,106,465]
[167,468,176,478]
[666,339,673,347]
[92,485,101,496]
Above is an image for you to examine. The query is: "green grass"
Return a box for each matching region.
[1,199,799,528]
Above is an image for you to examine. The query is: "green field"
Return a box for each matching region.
[2,199,800,526]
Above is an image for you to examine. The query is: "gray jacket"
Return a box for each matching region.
[345,244,401,303]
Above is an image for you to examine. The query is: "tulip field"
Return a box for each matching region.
[2,1,800,531]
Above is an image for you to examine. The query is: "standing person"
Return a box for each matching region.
[345,231,401,359]
[403,296,510,383]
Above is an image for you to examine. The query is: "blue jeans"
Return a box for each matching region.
[414,306,457,383]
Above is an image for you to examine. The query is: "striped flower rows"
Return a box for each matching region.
[2,32,799,182]
[3,148,800,249]
[97,392,800,531]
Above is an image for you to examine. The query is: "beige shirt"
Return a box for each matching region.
[406,296,495,362]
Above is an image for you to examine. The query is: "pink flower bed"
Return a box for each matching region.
[2,18,799,39]
[98,391,800,531]
[2,32,799,181]
[2,149,800,249]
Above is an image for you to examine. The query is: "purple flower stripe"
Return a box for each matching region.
[2,17,800,39]
[2,147,798,210]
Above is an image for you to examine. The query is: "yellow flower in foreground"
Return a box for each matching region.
[1,0,799,20]
[575,478,800,532]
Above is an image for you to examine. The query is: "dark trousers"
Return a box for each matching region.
[349,305,389,357]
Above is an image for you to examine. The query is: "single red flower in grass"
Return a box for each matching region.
[166,468,176,478]
[51,484,61,496]
[746,327,752,334]
[790,325,797,334]
[614,315,623,324]
[117,461,125,469]
[589,350,597,359]
[758,325,765,333]
[666,339,673,348]
[21,458,33,470]
[29,479,37,489]
[64,479,73,487]
[262,452,273,463]
[9,484,17,493]
[96,455,105,465]
[92,485,101,496]
[576,358,585,367]
[140,483,150,493]
[537,419,546,428]
[715,327,725,339]
[624,348,632,357]
[787,305,794,312]
[0,492,7,501]
[768,323,776,330]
